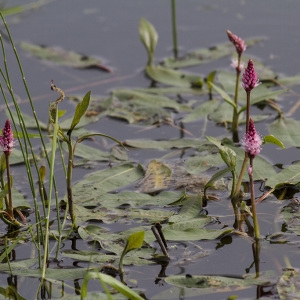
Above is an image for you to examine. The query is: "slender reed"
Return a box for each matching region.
[171,0,178,58]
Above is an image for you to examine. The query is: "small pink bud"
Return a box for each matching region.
[231,58,244,73]
[248,165,253,175]
[242,59,260,92]
[241,118,262,159]
[0,119,15,155]
[227,30,246,56]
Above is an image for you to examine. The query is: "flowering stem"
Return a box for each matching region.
[232,54,242,142]
[5,153,13,219]
[249,157,260,240]
[246,91,251,132]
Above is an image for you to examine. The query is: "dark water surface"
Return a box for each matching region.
[1,1,300,299]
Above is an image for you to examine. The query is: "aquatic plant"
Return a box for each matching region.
[241,118,262,240]
[0,119,23,228]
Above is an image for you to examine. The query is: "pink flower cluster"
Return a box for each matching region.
[242,59,260,93]
[227,30,246,56]
[241,118,262,158]
[0,119,15,155]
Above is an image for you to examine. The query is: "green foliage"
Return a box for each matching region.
[119,231,145,274]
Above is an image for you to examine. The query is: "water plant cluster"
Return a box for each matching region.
[1,2,300,299]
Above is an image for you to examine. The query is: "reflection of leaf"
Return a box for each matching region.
[19,41,110,71]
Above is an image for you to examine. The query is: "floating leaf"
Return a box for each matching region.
[71,163,144,205]
[182,99,220,123]
[146,65,203,88]
[124,139,205,150]
[19,41,110,71]
[265,161,300,188]
[162,37,264,68]
[268,117,300,148]
[138,160,172,193]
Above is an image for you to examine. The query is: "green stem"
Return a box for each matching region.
[246,91,251,132]
[171,0,178,59]
[5,153,13,219]
[67,135,76,229]
[231,54,242,142]
[249,157,260,240]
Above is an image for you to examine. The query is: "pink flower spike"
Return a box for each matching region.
[0,119,15,155]
[227,30,246,56]
[242,59,260,93]
[241,118,262,159]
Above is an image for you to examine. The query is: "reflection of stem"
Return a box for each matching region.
[171,0,178,59]
[249,157,260,240]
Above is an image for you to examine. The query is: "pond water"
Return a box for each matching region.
[1,0,300,299]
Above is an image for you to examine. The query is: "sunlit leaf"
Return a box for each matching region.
[138,160,172,193]
[263,135,285,148]
[139,18,158,65]
[119,231,145,273]
[19,41,111,71]
[69,91,91,133]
